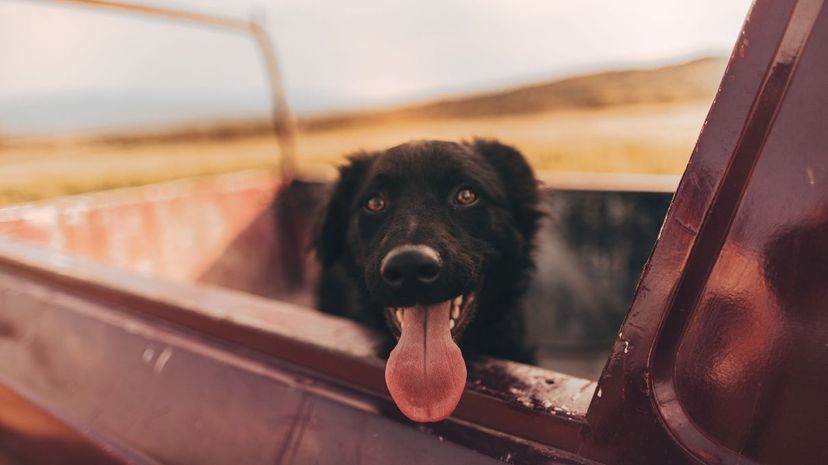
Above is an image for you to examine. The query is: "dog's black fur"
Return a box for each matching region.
[312,139,541,362]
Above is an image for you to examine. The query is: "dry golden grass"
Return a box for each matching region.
[0,103,707,204]
[0,101,710,206]
[0,58,724,206]
[0,137,283,205]
[296,101,709,174]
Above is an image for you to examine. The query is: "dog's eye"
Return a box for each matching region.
[365,194,386,212]
[455,188,478,206]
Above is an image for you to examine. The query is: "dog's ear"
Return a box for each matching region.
[312,153,376,267]
[471,139,542,240]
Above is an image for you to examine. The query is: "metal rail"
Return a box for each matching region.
[32,0,299,177]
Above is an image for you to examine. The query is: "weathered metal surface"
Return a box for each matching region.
[0,171,290,295]
[0,383,160,465]
[536,172,680,193]
[584,0,828,464]
[0,267,504,465]
[0,170,675,381]
[0,239,595,464]
[655,0,828,462]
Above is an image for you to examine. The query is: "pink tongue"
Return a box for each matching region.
[385,301,467,422]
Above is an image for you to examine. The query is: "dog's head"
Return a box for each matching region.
[313,139,540,421]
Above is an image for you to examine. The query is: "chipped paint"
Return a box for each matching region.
[141,346,155,364]
[153,347,173,374]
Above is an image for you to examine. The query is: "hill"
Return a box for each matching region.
[301,57,726,131]
[0,57,727,205]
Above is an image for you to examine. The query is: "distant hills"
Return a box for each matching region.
[301,57,726,131]
[0,56,729,205]
[1,56,726,145]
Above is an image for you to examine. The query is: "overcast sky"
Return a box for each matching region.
[0,0,752,133]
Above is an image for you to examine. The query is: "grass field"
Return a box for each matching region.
[0,58,724,206]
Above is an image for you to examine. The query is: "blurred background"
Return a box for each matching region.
[0,0,751,205]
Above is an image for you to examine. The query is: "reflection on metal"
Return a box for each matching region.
[44,0,298,178]
[650,0,826,463]
[588,0,828,464]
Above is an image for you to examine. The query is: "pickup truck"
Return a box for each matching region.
[0,0,825,464]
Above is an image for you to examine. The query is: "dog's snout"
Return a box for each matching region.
[380,245,442,288]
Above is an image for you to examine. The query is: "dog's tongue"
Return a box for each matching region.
[385,301,466,422]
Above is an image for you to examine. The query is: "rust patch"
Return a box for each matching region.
[0,318,17,339]
[467,360,594,417]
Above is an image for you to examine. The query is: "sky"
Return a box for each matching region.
[0,0,753,134]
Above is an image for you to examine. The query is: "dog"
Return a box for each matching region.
[312,139,541,422]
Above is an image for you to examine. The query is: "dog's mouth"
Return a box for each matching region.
[382,292,476,423]
[384,292,476,339]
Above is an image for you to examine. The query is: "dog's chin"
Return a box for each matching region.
[383,292,477,340]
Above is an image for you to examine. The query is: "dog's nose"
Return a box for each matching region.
[380,245,442,288]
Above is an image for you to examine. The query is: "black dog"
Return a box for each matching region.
[312,139,541,421]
